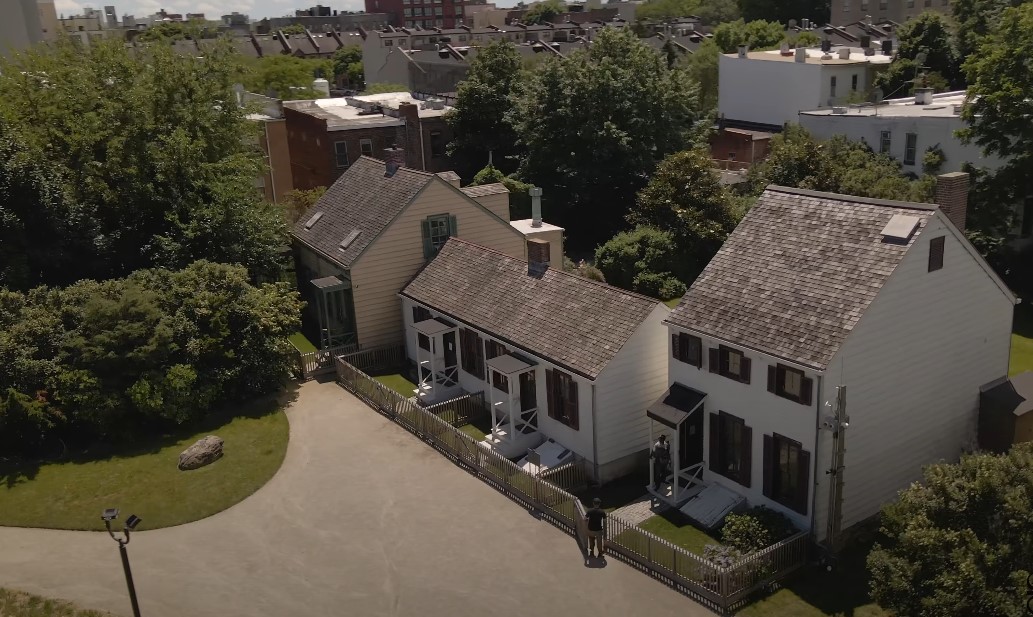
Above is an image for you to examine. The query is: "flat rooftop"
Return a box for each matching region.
[800,90,968,118]
[729,46,893,65]
[283,92,452,130]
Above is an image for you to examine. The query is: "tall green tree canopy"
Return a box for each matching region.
[874,11,961,97]
[952,0,1027,58]
[331,44,364,89]
[246,55,330,99]
[0,38,287,284]
[867,444,1033,617]
[712,19,786,53]
[686,38,721,111]
[512,28,702,247]
[523,0,565,24]
[637,0,701,21]
[446,41,524,178]
[738,0,828,28]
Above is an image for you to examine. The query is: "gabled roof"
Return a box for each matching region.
[667,186,948,370]
[401,239,664,379]
[460,183,508,198]
[291,157,434,268]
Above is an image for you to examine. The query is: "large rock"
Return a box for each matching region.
[178,435,224,471]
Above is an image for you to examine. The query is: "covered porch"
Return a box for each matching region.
[309,275,357,349]
[646,384,707,507]
[413,317,461,404]
[480,353,545,459]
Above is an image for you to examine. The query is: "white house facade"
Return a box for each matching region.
[399,237,670,482]
[660,182,1015,540]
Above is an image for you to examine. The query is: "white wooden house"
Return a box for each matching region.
[399,237,670,482]
[657,181,1016,540]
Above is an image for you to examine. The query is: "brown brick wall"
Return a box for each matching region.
[935,172,970,232]
[285,107,335,191]
[709,129,771,166]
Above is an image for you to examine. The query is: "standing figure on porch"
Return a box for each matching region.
[586,498,607,560]
[651,434,671,490]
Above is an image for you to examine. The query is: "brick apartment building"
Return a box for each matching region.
[283,92,454,190]
[365,0,471,29]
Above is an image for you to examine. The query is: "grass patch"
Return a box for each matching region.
[1011,304,1033,376]
[664,297,682,309]
[373,374,416,398]
[287,332,317,353]
[738,521,887,617]
[573,472,648,513]
[638,510,718,555]
[0,589,114,617]
[0,398,288,531]
[457,414,492,441]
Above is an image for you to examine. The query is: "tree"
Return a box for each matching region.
[738,0,829,26]
[712,19,786,53]
[637,0,701,21]
[279,24,308,35]
[332,45,364,89]
[512,29,702,248]
[446,41,524,178]
[281,187,327,225]
[523,0,565,24]
[873,58,951,98]
[471,164,533,219]
[952,0,1026,59]
[867,444,1032,617]
[594,226,688,299]
[363,82,409,94]
[695,0,741,24]
[686,38,720,111]
[0,38,287,283]
[873,11,962,97]
[136,21,203,42]
[247,55,328,99]
[628,149,743,282]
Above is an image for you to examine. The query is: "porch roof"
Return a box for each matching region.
[311,275,350,291]
[414,317,456,336]
[487,353,535,375]
[647,384,706,429]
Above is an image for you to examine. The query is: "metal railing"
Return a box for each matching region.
[333,354,808,614]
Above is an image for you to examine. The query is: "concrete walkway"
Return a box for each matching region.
[0,380,714,617]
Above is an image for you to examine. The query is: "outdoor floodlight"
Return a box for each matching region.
[102,508,120,522]
[125,514,142,531]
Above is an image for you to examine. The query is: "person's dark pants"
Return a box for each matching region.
[653,461,667,490]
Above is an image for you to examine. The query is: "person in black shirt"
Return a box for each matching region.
[586,498,607,559]
[650,434,671,490]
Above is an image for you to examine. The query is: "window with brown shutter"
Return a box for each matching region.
[928,236,945,272]
[672,332,702,368]
[710,411,752,487]
[485,340,508,392]
[765,433,810,515]
[459,328,484,380]
[546,367,579,430]
[769,364,814,406]
[714,346,751,383]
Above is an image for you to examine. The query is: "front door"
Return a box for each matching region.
[680,411,704,468]
[443,331,457,367]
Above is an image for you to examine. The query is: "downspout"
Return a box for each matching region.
[809,374,823,542]
[591,383,600,484]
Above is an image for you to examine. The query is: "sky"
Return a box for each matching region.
[54,0,520,20]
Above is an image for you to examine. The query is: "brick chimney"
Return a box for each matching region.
[383,145,405,177]
[935,172,970,231]
[527,238,550,276]
[397,102,423,170]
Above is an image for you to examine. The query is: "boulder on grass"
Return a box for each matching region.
[178,435,224,471]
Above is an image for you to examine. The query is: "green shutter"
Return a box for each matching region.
[421,219,433,259]
[447,214,458,237]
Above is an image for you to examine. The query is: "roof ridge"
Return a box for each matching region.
[766,185,939,211]
[354,155,437,178]
[444,238,663,307]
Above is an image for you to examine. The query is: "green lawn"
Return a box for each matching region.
[0,589,113,617]
[638,510,718,555]
[1011,304,1033,376]
[287,332,317,353]
[664,297,682,309]
[0,398,288,531]
[373,373,417,397]
[457,414,492,441]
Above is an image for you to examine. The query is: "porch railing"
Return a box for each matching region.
[340,344,406,375]
[295,343,359,380]
[332,354,809,614]
[424,391,489,427]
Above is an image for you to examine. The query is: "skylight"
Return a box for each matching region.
[881,214,920,242]
[339,229,361,250]
[304,211,324,230]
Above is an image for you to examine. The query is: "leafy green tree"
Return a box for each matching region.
[363,82,410,94]
[784,30,821,47]
[594,226,688,299]
[471,164,533,219]
[873,58,951,98]
[629,148,743,281]
[867,444,1033,617]
[512,29,702,248]
[332,45,364,89]
[278,24,308,35]
[712,19,786,53]
[281,187,327,225]
[686,38,720,111]
[446,41,524,178]
[738,0,829,27]
[637,0,701,21]
[0,38,288,283]
[136,21,203,42]
[874,11,961,97]
[247,55,327,99]
[695,0,741,24]
[523,0,565,24]
[952,0,1026,59]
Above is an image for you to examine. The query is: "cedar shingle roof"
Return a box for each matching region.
[460,183,508,198]
[401,239,663,379]
[291,157,433,268]
[667,186,937,370]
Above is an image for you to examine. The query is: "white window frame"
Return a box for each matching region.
[360,138,373,157]
[334,141,349,168]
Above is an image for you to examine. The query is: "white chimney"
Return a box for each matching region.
[737,45,748,58]
[312,78,330,98]
[914,87,934,105]
[838,47,851,60]
[794,47,807,62]
[530,186,543,228]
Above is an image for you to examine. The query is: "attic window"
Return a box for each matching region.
[304,211,324,230]
[881,214,920,243]
[339,229,361,250]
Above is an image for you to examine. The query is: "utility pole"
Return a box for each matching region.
[823,385,849,559]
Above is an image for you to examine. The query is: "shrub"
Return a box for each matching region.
[721,506,797,552]
[632,271,687,300]
[595,226,687,296]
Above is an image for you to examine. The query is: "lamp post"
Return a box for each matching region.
[101,508,143,617]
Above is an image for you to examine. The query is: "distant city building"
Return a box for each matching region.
[830,0,950,31]
[0,0,46,56]
[255,10,389,34]
[366,0,472,29]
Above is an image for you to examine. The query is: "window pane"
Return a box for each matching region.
[727,352,741,376]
